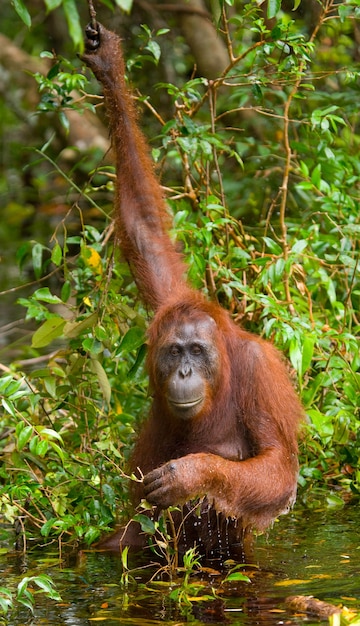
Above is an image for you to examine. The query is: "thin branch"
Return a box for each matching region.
[87,0,97,28]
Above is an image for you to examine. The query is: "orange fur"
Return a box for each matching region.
[82,24,303,558]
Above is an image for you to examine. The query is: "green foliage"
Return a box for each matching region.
[165,549,250,609]
[12,0,134,48]
[0,221,149,549]
[167,547,213,608]
[127,25,170,69]
[34,54,92,132]
[1,0,359,575]
[0,574,61,617]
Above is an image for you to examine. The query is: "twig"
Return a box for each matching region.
[87,0,97,29]
[220,5,266,76]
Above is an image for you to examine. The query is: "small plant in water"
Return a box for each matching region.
[133,504,184,573]
[168,547,213,608]
[222,563,252,585]
[0,575,61,617]
[167,549,252,613]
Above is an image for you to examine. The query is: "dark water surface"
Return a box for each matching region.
[1,505,359,625]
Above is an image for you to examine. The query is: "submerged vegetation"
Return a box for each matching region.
[0,0,359,619]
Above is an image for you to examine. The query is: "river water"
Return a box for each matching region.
[1,504,359,625]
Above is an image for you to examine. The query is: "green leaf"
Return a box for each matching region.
[291,239,308,254]
[17,579,35,613]
[12,0,31,27]
[32,316,66,348]
[225,572,251,582]
[62,0,82,49]
[114,0,133,12]
[301,336,315,375]
[1,399,16,417]
[133,513,156,535]
[58,111,70,133]
[40,428,64,442]
[47,62,60,80]
[51,243,62,266]
[0,587,12,615]
[333,415,350,445]
[36,439,49,457]
[44,377,56,398]
[64,312,98,338]
[262,237,283,255]
[146,40,161,62]
[326,494,345,508]
[17,578,30,596]
[127,343,147,379]
[29,435,39,455]
[34,287,62,304]
[44,0,62,10]
[61,281,71,302]
[84,526,100,545]
[49,442,66,464]
[338,5,352,23]
[119,327,146,353]
[268,258,285,283]
[252,82,263,102]
[17,425,33,451]
[82,337,103,355]
[41,518,58,537]
[311,164,321,189]
[32,243,45,280]
[17,595,34,613]
[308,409,333,439]
[90,359,111,404]
[121,545,129,569]
[289,337,302,374]
[33,575,61,600]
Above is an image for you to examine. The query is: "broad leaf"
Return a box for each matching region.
[267,0,281,18]
[32,317,66,348]
[12,0,31,27]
